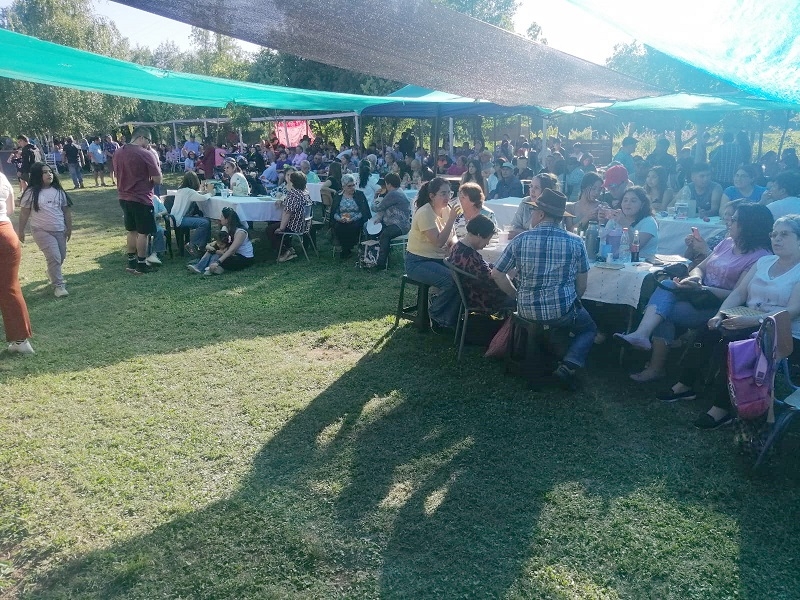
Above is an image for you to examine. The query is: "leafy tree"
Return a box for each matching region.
[184,27,251,80]
[606,42,735,94]
[432,0,520,30]
[525,22,547,45]
[0,0,137,136]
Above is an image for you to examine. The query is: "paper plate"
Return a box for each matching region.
[365,220,383,235]
[594,262,625,270]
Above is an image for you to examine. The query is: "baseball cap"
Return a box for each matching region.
[603,165,629,188]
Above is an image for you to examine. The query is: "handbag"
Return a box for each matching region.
[727,315,779,420]
[654,263,721,310]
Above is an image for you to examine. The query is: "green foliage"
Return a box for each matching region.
[184,27,251,80]
[525,21,547,45]
[248,51,399,96]
[0,0,137,135]
[433,0,520,30]
[606,42,735,95]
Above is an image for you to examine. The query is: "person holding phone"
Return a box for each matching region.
[616,203,773,383]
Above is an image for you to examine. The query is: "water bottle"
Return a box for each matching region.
[585,221,600,259]
[684,185,697,218]
[618,227,631,263]
[630,229,640,262]
[606,222,622,259]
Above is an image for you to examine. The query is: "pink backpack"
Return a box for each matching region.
[727,316,778,420]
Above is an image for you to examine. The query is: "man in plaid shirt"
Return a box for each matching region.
[492,189,596,387]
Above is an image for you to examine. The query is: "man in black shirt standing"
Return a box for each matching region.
[62,136,84,189]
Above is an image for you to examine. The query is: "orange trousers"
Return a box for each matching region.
[0,221,32,342]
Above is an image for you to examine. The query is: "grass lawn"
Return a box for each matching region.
[2,175,800,599]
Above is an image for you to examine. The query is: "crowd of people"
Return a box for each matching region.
[3,126,800,437]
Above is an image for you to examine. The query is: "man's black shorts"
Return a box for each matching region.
[92,163,105,172]
[119,200,156,235]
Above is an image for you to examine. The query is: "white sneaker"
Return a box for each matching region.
[8,340,34,355]
[145,252,162,265]
[54,285,69,297]
[187,264,202,274]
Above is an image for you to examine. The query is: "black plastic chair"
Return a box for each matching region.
[163,195,191,257]
[443,257,495,361]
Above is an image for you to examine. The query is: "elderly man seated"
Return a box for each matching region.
[489,162,523,200]
[491,189,596,388]
[300,160,320,183]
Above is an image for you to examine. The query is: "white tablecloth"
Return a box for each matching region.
[583,263,658,308]
[484,197,526,229]
[480,241,657,309]
[655,216,726,255]
[199,195,282,222]
[307,182,323,204]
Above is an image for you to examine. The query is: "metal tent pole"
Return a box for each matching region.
[757,112,765,159]
[448,117,454,158]
[204,121,208,137]
[354,115,361,148]
[172,121,178,149]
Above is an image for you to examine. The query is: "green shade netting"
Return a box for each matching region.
[0,28,409,112]
[553,92,800,115]
[567,0,800,106]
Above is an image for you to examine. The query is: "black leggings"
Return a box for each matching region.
[218,254,254,271]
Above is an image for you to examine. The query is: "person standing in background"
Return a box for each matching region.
[113,127,162,275]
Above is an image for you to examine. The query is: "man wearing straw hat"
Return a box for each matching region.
[491,188,596,388]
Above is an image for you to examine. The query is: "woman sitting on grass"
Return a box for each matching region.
[206,207,254,274]
[16,162,72,298]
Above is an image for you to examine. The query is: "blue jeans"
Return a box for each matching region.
[648,281,719,342]
[149,227,166,254]
[544,305,597,368]
[194,251,222,271]
[179,216,211,247]
[404,252,460,328]
[67,163,83,187]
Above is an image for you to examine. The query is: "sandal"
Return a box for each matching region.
[629,370,665,383]
[694,411,733,430]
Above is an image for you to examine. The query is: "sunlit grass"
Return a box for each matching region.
[1,176,799,599]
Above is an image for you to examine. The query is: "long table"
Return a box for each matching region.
[199,195,282,223]
[480,242,658,308]
[482,196,727,255]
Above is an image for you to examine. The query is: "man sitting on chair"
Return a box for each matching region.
[491,189,596,388]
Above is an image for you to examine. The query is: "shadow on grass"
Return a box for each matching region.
[21,330,800,598]
[5,242,403,382]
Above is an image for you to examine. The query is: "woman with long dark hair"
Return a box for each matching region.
[616,203,774,382]
[460,159,486,193]
[405,176,461,330]
[207,207,254,274]
[644,165,674,212]
[17,162,73,297]
[599,186,659,260]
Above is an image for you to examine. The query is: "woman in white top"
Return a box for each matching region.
[223,158,251,197]
[208,207,254,274]
[357,160,381,210]
[0,170,34,354]
[662,215,800,429]
[600,186,659,260]
[172,171,212,256]
[17,162,72,297]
